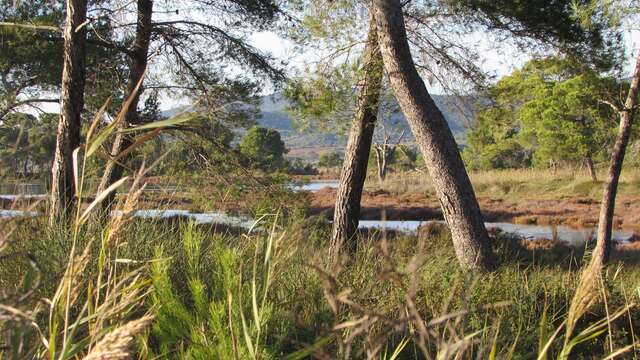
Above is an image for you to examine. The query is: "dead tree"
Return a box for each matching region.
[373,125,405,183]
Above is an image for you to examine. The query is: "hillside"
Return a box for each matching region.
[163,93,478,161]
[258,93,476,160]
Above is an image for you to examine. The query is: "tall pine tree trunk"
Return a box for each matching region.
[49,0,88,224]
[96,0,153,212]
[590,50,640,269]
[329,17,384,260]
[373,0,494,271]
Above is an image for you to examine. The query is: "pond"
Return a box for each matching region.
[119,209,255,229]
[289,180,340,191]
[358,220,635,246]
[2,208,634,246]
[2,180,636,246]
[0,209,39,218]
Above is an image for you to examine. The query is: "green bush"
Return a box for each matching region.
[239,126,288,171]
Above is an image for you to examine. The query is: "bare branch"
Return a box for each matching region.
[598,98,622,112]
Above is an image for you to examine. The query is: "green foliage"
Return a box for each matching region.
[446,0,623,71]
[464,57,619,170]
[129,109,249,178]
[317,151,343,168]
[0,1,64,101]
[284,61,360,134]
[239,126,288,171]
[3,212,640,359]
[148,221,288,359]
[394,145,419,171]
[0,112,57,178]
[0,0,127,117]
[287,158,318,175]
[150,225,246,358]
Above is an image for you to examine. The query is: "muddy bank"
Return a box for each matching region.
[308,188,640,230]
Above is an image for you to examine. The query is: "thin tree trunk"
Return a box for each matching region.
[585,155,597,182]
[96,0,153,212]
[373,0,494,271]
[385,146,396,180]
[374,145,386,184]
[329,17,384,260]
[49,0,88,224]
[590,51,640,269]
[378,146,392,183]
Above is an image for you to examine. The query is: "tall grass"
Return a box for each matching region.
[0,93,193,359]
[2,105,640,358]
[3,210,640,358]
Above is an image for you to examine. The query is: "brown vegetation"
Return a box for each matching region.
[309,187,640,230]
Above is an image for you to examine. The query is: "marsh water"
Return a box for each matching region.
[289,180,340,191]
[1,180,636,245]
[358,220,634,246]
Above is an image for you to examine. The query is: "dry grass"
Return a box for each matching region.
[0,93,181,359]
[372,166,640,199]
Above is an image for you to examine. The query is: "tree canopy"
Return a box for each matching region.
[463,57,622,170]
[0,112,57,178]
[239,125,287,171]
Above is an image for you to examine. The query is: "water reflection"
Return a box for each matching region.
[1,180,635,245]
[359,220,634,246]
[0,209,38,218]
[289,180,340,192]
[115,209,254,228]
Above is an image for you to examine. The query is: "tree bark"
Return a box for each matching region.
[373,0,494,271]
[329,17,384,260]
[49,0,88,224]
[590,50,640,269]
[96,0,153,212]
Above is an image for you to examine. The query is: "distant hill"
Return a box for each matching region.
[257,93,476,160]
[163,93,478,161]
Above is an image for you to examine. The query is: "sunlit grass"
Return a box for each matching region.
[3,203,640,358]
[373,166,640,199]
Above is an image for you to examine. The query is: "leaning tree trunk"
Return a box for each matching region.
[373,0,494,271]
[49,0,88,224]
[96,0,153,212]
[590,51,640,269]
[329,16,384,260]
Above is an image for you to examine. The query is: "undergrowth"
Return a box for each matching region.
[3,214,639,359]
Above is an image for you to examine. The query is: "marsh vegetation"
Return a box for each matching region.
[2,0,640,358]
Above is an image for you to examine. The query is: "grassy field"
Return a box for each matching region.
[2,140,640,359]
[2,195,640,358]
